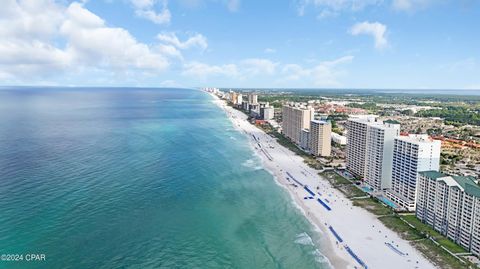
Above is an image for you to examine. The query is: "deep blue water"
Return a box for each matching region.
[0,88,328,268]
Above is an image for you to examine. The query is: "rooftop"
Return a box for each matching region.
[419,171,480,198]
[395,134,437,144]
[384,119,401,125]
[311,120,329,124]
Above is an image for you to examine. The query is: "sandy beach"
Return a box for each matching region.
[211,94,437,269]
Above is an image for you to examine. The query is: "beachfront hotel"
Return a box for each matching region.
[281,103,314,144]
[364,122,400,191]
[248,93,258,104]
[260,106,275,120]
[416,171,480,256]
[386,135,441,211]
[309,120,332,157]
[300,128,310,151]
[345,116,377,179]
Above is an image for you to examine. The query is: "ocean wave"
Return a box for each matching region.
[241,158,262,170]
[294,232,314,246]
[311,249,334,268]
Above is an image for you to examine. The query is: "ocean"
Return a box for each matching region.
[0,87,329,269]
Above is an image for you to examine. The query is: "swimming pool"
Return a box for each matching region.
[379,196,398,209]
[361,186,373,193]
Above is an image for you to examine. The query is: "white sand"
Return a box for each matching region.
[211,94,438,269]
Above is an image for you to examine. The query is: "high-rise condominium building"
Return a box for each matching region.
[248,94,258,104]
[260,107,275,120]
[236,94,243,105]
[309,120,332,157]
[229,92,238,104]
[345,116,376,179]
[416,171,480,256]
[364,122,400,191]
[386,134,441,211]
[300,129,310,151]
[282,104,314,144]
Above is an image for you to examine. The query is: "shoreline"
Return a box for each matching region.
[209,93,437,269]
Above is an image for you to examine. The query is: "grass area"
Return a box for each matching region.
[266,129,323,170]
[352,197,393,216]
[437,238,468,254]
[319,171,365,198]
[401,215,467,254]
[380,215,473,268]
[338,185,367,198]
[402,215,442,237]
[231,104,476,268]
[378,215,424,241]
[412,239,470,269]
[320,171,351,185]
[402,214,442,237]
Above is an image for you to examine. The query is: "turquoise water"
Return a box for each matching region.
[361,186,373,193]
[379,197,398,209]
[0,88,329,268]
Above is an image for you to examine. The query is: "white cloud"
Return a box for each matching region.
[160,79,182,87]
[130,0,171,24]
[350,21,388,49]
[157,32,208,50]
[181,56,353,86]
[0,1,191,83]
[61,2,169,70]
[316,9,339,19]
[157,44,183,58]
[241,58,278,75]
[280,56,353,87]
[179,0,241,11]
[297,0,382,16]
[264,48,276,54]
[226,0,240,12]
[392,0,432,11]
[182,58,279,81]
[182,62,239,80]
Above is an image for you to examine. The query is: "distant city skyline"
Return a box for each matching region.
[1,0,479,89]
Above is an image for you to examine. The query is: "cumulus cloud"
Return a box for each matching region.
[0,0,190,83]
[62,2,170,70]
[181,56,353,86]
[182,58,279,81]
[241,58,278,75]
[157,32,208,51]
[182,62,240,80]
[130,0,171,24]
[350,21,388,49]
[392,0,433,11]
[297,0,382,16]
[179,0,240,11]
[280,56,354,86]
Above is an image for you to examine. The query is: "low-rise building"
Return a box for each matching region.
[331,132,347,145]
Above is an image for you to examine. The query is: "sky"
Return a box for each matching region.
[0,0,479,89]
